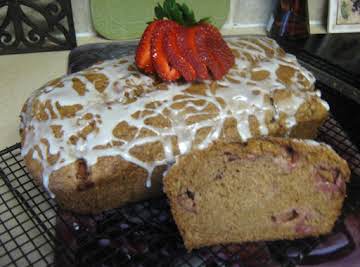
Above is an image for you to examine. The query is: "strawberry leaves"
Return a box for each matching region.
[154,4,166,19]
[154,0,210,26]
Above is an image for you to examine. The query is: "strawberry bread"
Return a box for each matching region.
[164,138,351,250]
[20,35,330,213]
[20,0,330,214]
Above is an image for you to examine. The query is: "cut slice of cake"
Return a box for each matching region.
[163,138,351,250]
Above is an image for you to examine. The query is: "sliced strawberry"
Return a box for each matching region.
[194,25,226,80]
[135,20,162,74]
[177,27,209,80]
[151,20,181,81]
[199,23,235,70]
[165,24,197,82]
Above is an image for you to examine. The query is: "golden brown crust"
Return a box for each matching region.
[22,112,328,214]
[291,96,328,139]
[49,156,163,214]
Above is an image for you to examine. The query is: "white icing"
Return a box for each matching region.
[302,139,321,146]
[295,139,333,150]
[19,36,327,196]
[320,100,330,111]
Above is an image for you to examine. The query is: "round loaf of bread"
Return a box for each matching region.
[20,37,329,213]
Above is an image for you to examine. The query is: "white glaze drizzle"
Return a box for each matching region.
[20,36,329,196]
[294,139,332,150]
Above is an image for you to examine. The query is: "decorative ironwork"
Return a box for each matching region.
[0,0,77,55]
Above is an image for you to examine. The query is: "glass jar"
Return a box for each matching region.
[267,0,310,40]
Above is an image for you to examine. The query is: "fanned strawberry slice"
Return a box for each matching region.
[151,20,181,81]
[135,20,162,74]
[194,25,226,80]
[199,23,235,70]
[177,27,209,80]
[165,24,197,82]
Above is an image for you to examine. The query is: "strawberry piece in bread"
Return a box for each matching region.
[151,20,181,81]
[165,24,197,82]
[135,20,162,74]
[177,27,209,80]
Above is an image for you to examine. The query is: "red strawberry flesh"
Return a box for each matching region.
[151,20,181,81]
[135,20,162,74]
[200,23,235,70]
[165,25,197,82]
[177,27,209,80]
[195,25,227,80]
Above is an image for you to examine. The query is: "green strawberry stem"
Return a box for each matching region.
[154,0,211,26]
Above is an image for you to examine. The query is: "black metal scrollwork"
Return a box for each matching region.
[0,0,76,55]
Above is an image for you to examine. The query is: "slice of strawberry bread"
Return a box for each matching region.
[163,138,351,250]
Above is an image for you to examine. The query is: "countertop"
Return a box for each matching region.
[0,37,110,150]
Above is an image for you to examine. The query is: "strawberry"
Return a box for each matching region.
[199,23,235,70]
[195,25,227,80]
[151,20,181,81]
[177,27,209,80]
[135,0,235,82]
[165,24,197,82]
[135,20,162,74]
